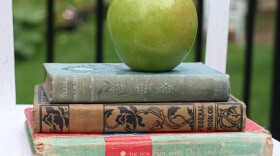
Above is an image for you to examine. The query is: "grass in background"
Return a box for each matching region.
[227,43,273,129]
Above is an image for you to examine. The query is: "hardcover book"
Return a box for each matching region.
[26,108,273,156]
[34,85,245,133]
[43,62,230,103]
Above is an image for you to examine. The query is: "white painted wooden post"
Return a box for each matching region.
[0,0,16,109]
[205,0,231,73]
[230,0,247,43]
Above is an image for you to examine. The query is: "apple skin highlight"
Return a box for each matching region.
[107,0,198,72]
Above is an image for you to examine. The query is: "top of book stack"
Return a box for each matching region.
[43,62,230,103]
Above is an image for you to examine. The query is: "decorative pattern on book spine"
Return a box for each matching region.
[104,106,194,132]
[38,103,244,133]
[40,105,69,132]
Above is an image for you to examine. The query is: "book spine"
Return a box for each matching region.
[32,132,273,156]
[45,73,230,103]
[34,101,246,133]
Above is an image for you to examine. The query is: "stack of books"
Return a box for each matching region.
[25,62,273,156]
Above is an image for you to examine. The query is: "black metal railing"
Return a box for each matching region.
[243,0,257,116]
[96,0,104,63]
[195,0,203,62]
[271,0,280,141]
[47,0,54,63]
[46,0,280,140]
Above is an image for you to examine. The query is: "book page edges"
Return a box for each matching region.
[242,101,247,130]
[265,131,274,156]
[25,108,46,155]
[43,74,52,102]
[33,85,41,133]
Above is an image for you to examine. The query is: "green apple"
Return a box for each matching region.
[107,0,197,72]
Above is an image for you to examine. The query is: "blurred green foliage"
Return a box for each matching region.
[13,0,109,59]
[13,1,44,59]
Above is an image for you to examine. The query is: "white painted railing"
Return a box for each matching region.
[205,0,230,73]
[0,0,16,110]
[204,0,247,43]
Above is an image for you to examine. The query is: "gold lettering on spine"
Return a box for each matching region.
[90,76,95,102]
[61,77,68,98]
[195,103,216,131]
[207,105,214,131]
[197,105,204,131]
[72,75,79,102]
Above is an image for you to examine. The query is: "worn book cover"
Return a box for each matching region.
[34,84,245,133]
[26,108,273,156]
[43,62,230,103]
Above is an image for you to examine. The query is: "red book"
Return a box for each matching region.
[25,108,273,156]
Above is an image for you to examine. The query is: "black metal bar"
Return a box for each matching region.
[96,0,104,63]
[47,0,55,63]
[270,0,280,141]
[243,0,257,116]
[195,0,203,62]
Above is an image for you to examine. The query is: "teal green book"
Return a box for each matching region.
[43,63,230,103]
[26,108,273,156]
